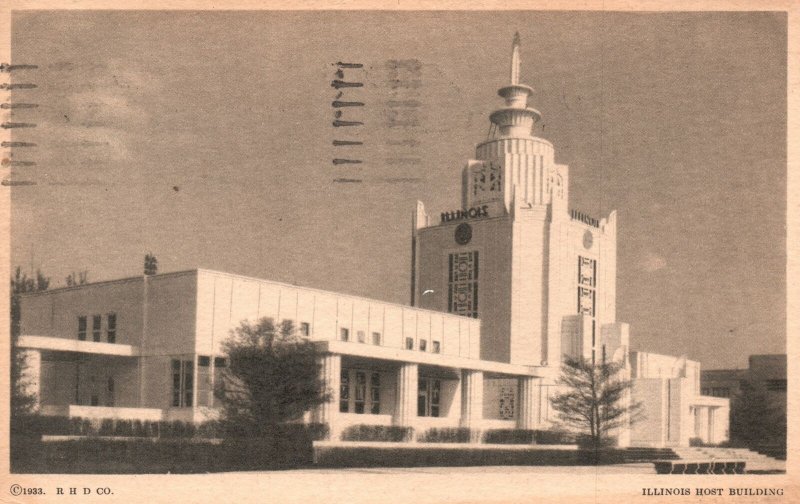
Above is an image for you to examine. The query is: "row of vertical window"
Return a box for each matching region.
[338,369,441,418]
[171,356,227,408]
[340,369,381,414]
[77,314,116,343]
[339,327,441,353]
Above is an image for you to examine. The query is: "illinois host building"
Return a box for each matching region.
[17,36,729,448]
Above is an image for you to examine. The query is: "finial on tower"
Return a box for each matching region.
[511,32,521,85]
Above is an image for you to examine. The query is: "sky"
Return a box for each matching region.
[9,11,786,369]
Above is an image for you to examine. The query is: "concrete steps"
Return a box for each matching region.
[672,447,785,473]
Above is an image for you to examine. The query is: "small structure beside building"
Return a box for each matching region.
[629,352,729,447]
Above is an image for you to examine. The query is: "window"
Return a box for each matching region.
[340,369,382,415]
[370,373,381,414]
[92,315,102,342]
[106,313,116,343]
[432,341,441,353]
[405,337,414,350]
[107,377,115,407]
[419,340,427,352]
[710,387,731,398]
[355,371,366,414]
[578,257,597,317]
[766,379,787,392]
[448,251,479,318]
[171,359,193,407]
[372,332,381,345]
[340,328,350,342]
[357,330,366,343]
[418,378,441,417]
[197,356,212,407]
[213,357,227,405]
[339,369,349,412]
[300,322,311,337]
[78,316,87,341]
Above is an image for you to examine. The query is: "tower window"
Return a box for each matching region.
[419,340,427,352]
[357,330,366,343]
[300,322,311,337]
[405,337,414,350]
[340,328,349,342]
[448,251,479,318]
[371,332,381,345]
[578,256,597,318]
[432,341,441,353]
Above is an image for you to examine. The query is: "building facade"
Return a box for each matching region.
[701,354,786,447]
[17,35,728,447]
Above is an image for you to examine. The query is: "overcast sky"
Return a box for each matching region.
[10,11,786,369]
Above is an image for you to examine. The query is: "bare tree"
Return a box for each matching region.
[65,270,89,287]
[550,355,642,452]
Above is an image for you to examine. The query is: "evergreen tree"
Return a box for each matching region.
[216,317,329,437]
[10,267,50,417]
[729,380,785,448]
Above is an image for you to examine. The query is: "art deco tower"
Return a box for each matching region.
[412,34,623,371]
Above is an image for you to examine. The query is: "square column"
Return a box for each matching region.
[312,354,341,440]
[517,376,541,430]
[393,363,418,428]
[460,370,483,432]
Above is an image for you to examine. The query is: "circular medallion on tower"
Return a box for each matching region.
[455,223,473,245]
[583,230,594,249]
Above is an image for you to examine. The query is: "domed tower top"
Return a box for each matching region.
[490,33,542,138]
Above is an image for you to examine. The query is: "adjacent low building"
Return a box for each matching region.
[17,34,728,447]
[630,352,729,447]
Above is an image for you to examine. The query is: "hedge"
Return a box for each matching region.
[419,427,471,443]
[10,415,328,442]
[11,415,220,439]
[315,445,580,468]
[10,422,328,474]
[482,429,576,445]
[341,425,413,442]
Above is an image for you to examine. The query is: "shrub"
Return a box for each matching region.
[576,434,617,450]
[10,415,73,436]
[534,430,577,445]
[341,425,413,442]
[113,420,134,437]
[99,419,115,436]
[689,437,705,447]
[419,427,471,443]
[196,420,222,439]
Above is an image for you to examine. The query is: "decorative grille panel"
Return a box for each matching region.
[448,251,479,318]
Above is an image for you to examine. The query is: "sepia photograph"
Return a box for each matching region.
[1,4,795,503]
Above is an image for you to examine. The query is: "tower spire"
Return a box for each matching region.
[511,32,521,85]
[489,33,541,138]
